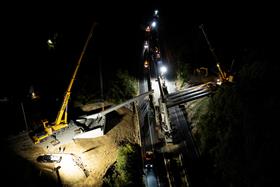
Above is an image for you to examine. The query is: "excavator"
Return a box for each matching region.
[31,23,97,144]
[199,24,234,85]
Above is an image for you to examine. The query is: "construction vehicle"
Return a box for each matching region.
[31,23,97,144]
[199,24,234,84]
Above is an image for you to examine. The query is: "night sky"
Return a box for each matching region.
[2,3,155,97]
[1,2,277,98]
[1,2,279,186]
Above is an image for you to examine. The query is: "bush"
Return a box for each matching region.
[103,142,143,187]
[107,70,138,104]
[196,49,280,186]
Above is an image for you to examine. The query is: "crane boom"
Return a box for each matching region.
[52,23,97,130]
[31,22,98,144]
[199,24,227,81]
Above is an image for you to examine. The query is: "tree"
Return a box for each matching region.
[196,48,280,187]
[103,142,143,187]
[107,69,138,104]
[176,62,193,88]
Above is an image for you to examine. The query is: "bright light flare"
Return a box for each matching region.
[160,66,167,74]
[47,39,53,45]
[154,10,158,15]
[145,26,151,32]
[59,154,75,172]
[31,91,39,100]
[144,41,149,49]
[47,39,55,49]
[144,61,149,68]
[151,21,157,28]
[216,78,222,85]
[56,154,85,183]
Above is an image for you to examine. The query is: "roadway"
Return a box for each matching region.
[139,68,215,187]
[140,75,181,186]
[163,82,215,186]
[139,74,162,187]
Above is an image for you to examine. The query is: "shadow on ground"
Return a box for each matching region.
[104,111,124,134]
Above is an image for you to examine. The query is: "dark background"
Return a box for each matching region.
[2,2,277,96]
[0,2,279,187]
[1,1,278,133]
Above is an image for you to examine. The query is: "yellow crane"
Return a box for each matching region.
[31,23,97,144]
[199,24,234,84]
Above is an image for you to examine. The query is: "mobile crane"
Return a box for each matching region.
[199,24,234,84]
[31,23,97,144]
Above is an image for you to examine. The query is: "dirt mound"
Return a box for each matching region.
[7,106,140,186]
